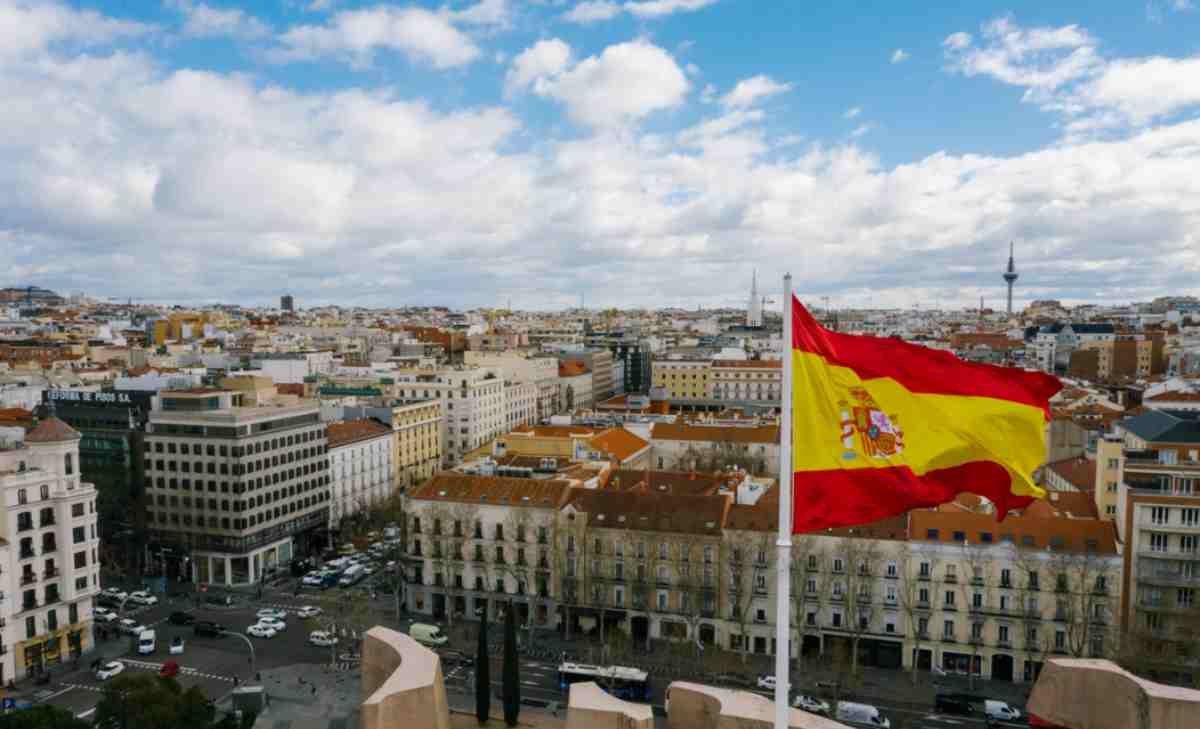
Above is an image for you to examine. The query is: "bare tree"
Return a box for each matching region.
[897,551,937,685]
[840,537,882,678]
[670,440,768,476]
[552,510,586,641]
[958,542,991,690]
[1013,546,1053,681]
[791,535,825,674]
[1048,548,1119,659]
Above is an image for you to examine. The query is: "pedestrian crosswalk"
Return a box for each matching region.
[120,658,235,683]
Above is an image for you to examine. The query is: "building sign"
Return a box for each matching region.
[47,390,132,404]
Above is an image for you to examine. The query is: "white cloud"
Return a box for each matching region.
[527,40,689,127]
[6,3,1200,311]
[625,0,718,18]
[844,106,861,119]
[273,5,480,68]
[563,0,620,23]
[944,16,1200,135]
[720,74,791,109]
[505,38,572,95]
[169,1,270,40]
[849,123,872,138]
[890,48,909,63]
[449,0,511,28]
[0,0,151,57]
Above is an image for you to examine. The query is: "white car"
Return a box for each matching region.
[101,588,128,602]
[118,619,147,636]
[246,624,278,639]
[94,608,118,623]
[296,606,322,619]
[256,608,287,620]
[257,617,286,632]
[362,565,376,576]
[756,675,776,691]
[308,630,338,647]
[302,573,323,586]
[169,636,185,656]
[128,591,158,606]
[96,661,125,681]
[793,695,831,715]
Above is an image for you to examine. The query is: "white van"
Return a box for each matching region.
[137,629,156,655]
[985,700,1021,722]
[835,701,890,728]
[338,564,365,587]
[409,623,448,646]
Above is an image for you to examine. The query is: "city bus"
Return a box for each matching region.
[557,662,651,702]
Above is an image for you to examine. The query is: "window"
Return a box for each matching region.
[1183,535,1198,554]
[1150,533,1168,552]
[944,591,956,607]
[927,529,940,540]
[886,561,897,578]
[919,561,930,577]
[807,554,818,570]
[1178,589,1195,608]
[1183,509,1200,527]
[999,625,1010,644]
[973,592,983,608]
[980,532,993,543]
[885,585,897,603]
[833,558,844,573]
[1151,506,1170,525]
[943,620,955,639]
[26,616,36,640]
[1055,631,1066,650]
[69,603,78,624]
[73,551,86,569]
[953,531,966,542]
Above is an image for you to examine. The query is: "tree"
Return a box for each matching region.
[839,537,882,678]
[93,674,216,729]
[502,601,521,727]
[671,442,767,476]
[475,616,491,725]
[790,535,824,674]
[0,705,90,729]
[958,542,991,690]
[725,528,773,662]
[897,551,936,685]
[552,510,585,641]
[1048,547,1119,659]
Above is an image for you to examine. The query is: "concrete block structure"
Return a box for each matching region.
[1027,658,1200,729]
[566,681,653,729]
[663,682,846,729]
[359,626,450,729]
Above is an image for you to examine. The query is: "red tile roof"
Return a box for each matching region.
[410,472,574,508]
[711,360,782,369]
[650,421,779,445]
[1045,457,1097,492]
[326,418,392,448]
[25,416,81,443]
[558,361,589,377]
[587,428,649,462]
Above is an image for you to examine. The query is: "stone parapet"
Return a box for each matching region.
[1027,659,1200,729]
[359,626,451,729]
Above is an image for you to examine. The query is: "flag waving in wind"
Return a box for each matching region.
[789,296,1062,533]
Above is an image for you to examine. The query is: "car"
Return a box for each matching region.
[302,573,324,587]
[101,588,128,602]
[94,608,118,623]
[935,693,977,716]
[296,606,322,619]
[169,636,185,655]
[117,619,147,636]
[308,630,338,647]
[362,565,376,576]
[168,611,196,626]
[385,561,397,570]
[128,591,158,606]
[256,608,287,620]
[756,675,776,691]
[247,624,277,639]
[793,695,831,716]
[256,617,286,632]
[193,620,225,638]
[159,660,180,678]
[95,661,125,681]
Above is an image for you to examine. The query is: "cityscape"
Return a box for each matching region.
[3,1,1200,729]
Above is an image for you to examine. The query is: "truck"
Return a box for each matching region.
[137,630,156,655]
[338,564,365,587]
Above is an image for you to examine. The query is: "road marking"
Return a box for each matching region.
[64,683,105,694]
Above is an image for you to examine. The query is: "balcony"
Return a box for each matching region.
[917,630,930,640]
[22,600,37,612]
[996,639,1012,649]
[971,577,985,586]
[40,516,55,527]
[41,543,57,555]
[16,520,33,533]
[943,604,958,612]
[968,636,983,646]
[944,575,958,584]
[918,573,931,582]
[999,580,1013,589]
[20,574,37,586]
[19,548,35,560]
[1054,610,1069,622]
[942,634,957,643]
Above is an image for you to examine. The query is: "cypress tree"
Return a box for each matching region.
[476,612,490,725]
[502,602,520,726]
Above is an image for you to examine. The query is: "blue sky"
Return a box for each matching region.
[4,0,1200,309]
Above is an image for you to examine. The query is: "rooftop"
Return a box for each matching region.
[25,416,81,443]
[1122,408,1200,444]
[711,359,782,369]
[569,488,729,536]
[327,418,393,448]
[410,472,574,508]
[650,421,779,444]
[587,428,649,462]
[1044,456,1097,492]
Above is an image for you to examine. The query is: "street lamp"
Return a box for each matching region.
[221,631,256,680]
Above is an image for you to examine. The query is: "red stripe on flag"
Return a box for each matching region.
[792,461,1034,534]
[792,298,1061,413]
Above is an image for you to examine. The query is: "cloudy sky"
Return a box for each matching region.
[3,0,1200,311]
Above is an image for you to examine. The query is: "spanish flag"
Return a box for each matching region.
[790,296,1061,533]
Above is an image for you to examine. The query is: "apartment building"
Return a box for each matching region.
[0,418,102,683]
[650,422,780,476]
[557,361,593,411]
[1113,408,1200,685]
[651,360,710,400]
[709,360,782,404]
[327,419,394,530]
[142,388,330,586]
[463,351,560,420]
[505,381,538,433]
[556,350,615,403]
[391,368,506,467]
[339,400,441,491]
[404,473,574,626]
[1095,435,1124,520]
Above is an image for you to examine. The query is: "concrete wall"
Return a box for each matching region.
[665,682,848,729]
[359,627,451,729]
[1027,659,1200,729]
[566,682,654,729]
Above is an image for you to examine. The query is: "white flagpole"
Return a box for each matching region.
[773,273,793,729]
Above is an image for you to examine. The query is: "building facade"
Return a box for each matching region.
[142,389,330,585]
[652,360,711,400]
[557,350,615,403]
[392,368,506,467]
[709,360,782,404]
[463,352,561,421]
[341,401,443,492]
[0,418,102,683]
[328,419,395,531]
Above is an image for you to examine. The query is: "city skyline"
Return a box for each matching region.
[4,1,1200,310]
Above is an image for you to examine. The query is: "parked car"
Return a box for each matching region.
[756,675,776,691]
[793,695,831,716]
[247,624,277,639]
[308,630,337,647]
[935,693,977,716]
[95,661,125,681]
[256,617,286,632]
[169,636,185,655]
[984,700,1021,723]
[96,594,120,609]
[296,606,322,618]
[302,573,324,587]
[168,611,195,626]
[117,619,146,636]
[128,591,158,606]
[408,623,448,647]
[193,620,225,638]
[137,630,156,655]
[159,660,180,678]
[101,588,128,602]
[836,701,891,728]
[256,608,287,620]
[94,608,118,623]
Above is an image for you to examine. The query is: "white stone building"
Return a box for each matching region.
[327,418,395,530]
[392,367,507,467]
[0,417,102,683]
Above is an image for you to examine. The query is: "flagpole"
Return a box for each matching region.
[773,273,793,729]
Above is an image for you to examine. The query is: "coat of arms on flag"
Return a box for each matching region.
[839,386,904,461]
